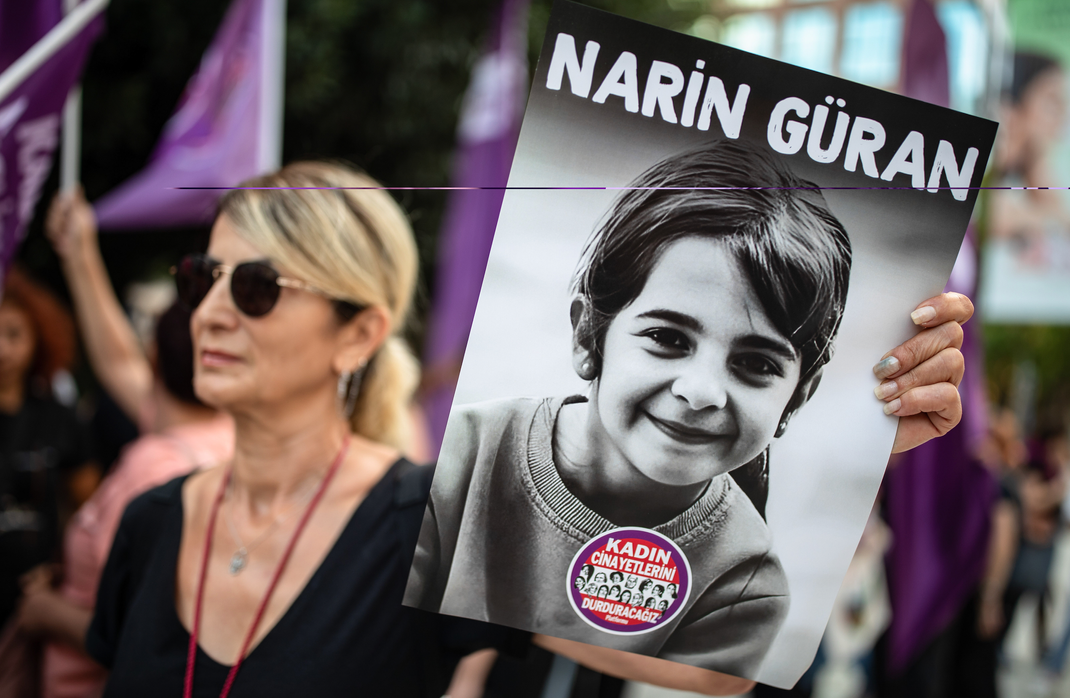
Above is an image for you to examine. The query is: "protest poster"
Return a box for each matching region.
[405,1,997,687]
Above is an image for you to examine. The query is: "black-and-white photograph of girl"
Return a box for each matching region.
[408,139,849,677]
[405,1,995,688]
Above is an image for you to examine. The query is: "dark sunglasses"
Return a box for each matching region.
[172,254,361,319]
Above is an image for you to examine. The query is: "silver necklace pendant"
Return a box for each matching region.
[229,548,248,575]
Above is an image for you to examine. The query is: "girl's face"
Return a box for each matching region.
[590,237,802,486]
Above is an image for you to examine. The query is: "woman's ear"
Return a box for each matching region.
[332,305,390,375]
[570,297,598,381]
[774,368,824,438]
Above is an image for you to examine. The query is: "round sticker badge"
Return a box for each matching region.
[567,527,691,635]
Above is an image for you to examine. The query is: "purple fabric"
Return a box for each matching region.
[421,0,529,452]
[0,4,100,282]
[882,1,997,673]
[93,0,275,229]
[0,0,62,74]
[900,0,950,109]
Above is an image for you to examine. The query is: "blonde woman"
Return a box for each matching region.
[84,162,972,697]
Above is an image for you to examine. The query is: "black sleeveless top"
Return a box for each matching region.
[86,459,526,697]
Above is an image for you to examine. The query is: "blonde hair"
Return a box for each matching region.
[218,162,419,451]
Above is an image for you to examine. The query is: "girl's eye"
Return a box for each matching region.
[639,328,690,354]
[733,353,784,379]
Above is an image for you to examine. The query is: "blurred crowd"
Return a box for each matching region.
[0,187,234,697]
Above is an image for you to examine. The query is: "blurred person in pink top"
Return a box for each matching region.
[11,189,234,698]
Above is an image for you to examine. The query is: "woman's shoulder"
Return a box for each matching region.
[117,473,190,530]
[99,474,190,597]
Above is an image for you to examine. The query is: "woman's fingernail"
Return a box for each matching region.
[883,398,902,416]
[911,306,937,325]
[873,356,900,379]
[874,381,897,400]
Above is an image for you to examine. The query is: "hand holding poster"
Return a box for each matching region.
[405,1,996,687]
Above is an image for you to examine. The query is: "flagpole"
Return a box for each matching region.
[258,0,285,172]
[61,0,86,192]
[0,0,109,105]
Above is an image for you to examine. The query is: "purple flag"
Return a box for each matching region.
[0,0,101,280]
[93,0,284,229]
[882,0,996,674]
[900,0,950,109]
[421,0,529,452]
[0,1,62,74]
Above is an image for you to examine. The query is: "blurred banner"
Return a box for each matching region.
[420,0,529,452]
[882,0,997,677]
[979,0,1070,323]
[93,0,284,229]
[0,0,103,279]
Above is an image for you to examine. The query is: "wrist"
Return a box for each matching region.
[59,243,93,268]
[61,244,104,281]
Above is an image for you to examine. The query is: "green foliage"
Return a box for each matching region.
[984,323,1070,429]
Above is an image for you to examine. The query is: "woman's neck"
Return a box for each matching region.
[553,400,708,528]
[227,398,351,518]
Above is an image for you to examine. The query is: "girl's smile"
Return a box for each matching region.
[587,236,802,488]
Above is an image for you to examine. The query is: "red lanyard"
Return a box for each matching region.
[183,436,350,698]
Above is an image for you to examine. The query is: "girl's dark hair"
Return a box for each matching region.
[574,139,852,386]
[155,301,205,407]
[574,140,853,518]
